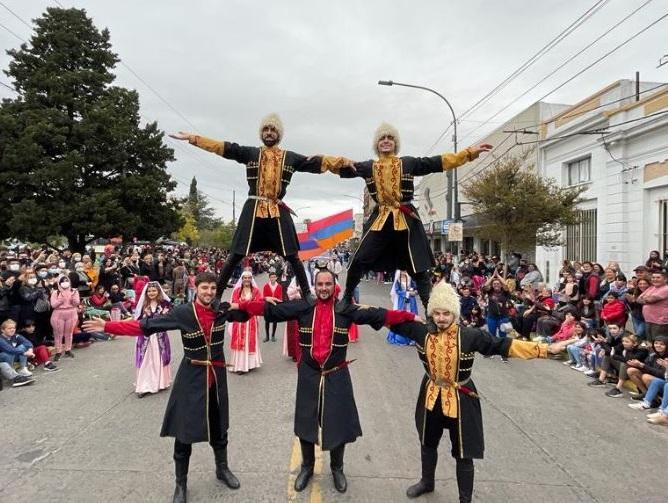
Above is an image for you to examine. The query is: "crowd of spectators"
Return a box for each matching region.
[0,243,291,390]
[429,248,668,425]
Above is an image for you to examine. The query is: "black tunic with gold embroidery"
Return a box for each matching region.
[189,136,336,256]
[263,299,387,450]
[340,151,472,274]
[138,301,248,444]
[388,322,515,459]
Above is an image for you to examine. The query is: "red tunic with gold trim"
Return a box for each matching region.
[104,301,248,444]
[240,298,412,450]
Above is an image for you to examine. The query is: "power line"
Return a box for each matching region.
[457,0,656,144]
[458,0,610,122]
[0,20,27,42]
[425,0,609,153]
[0,80,17,93]
[0,1,32,29]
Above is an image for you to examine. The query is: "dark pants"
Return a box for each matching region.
[265,320,277,340]
[173,386,228,472]
[422,406,474,502]
[345,223,431,310]
[218,253,310,299]
[299,438,345,470]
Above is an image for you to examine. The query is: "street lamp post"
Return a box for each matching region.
[378,80,459,222]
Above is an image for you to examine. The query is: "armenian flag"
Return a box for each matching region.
[297,209,354,260]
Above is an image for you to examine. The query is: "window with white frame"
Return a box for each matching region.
[567,157,591,186]
[565,209,597,262]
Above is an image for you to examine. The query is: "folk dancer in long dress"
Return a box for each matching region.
[282,277,302,362]
[262,271,282,342]
[387,270,418,346]
[134,281,172,398]
[228,270,263,373]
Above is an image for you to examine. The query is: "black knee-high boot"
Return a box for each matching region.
[414,271,432,313]
[217,253,245,296]
[406,445,437,498]
[264,320,270,342]
[285,254,311,299]
[173,441,191,503]
[211,440,240,489]
[294,439,315,492]
[342,259,364,302]
[330,444,347,493]
[456,458,474,503]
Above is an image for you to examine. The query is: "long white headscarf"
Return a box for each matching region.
[133,281,171,319]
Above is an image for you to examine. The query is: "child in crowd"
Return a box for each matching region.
[563,322,589,371]
[19,320,59,372]
[628,336,668,411]
[0,319,34,378]
[603,333,648,398]
[588,323,625,386]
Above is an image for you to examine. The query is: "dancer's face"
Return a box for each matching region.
[196,282,217,306]
[377,134,395,155]
[261,125,279,147]
[242,274,252,287]
[314,271,335,300]
[432,309,455,330]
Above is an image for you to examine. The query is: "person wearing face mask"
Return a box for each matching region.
[73,262,93,298]
[50,276,80,361]
[18,271,51,334]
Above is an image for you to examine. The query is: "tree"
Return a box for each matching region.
[176,214,199,246]
[186,176,221,230]
[461,154,585,263]
[198,221,236,248]
[0,7,181,252]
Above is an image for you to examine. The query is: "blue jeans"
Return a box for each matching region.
[632,316,646,340]
[644,377,667,405]
[0,351,28,368]
[567,345,584,365]
[486,316,510,338]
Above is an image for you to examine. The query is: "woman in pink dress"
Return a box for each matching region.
[228,270,263,373]
[282,277,302,362]
[134,282,172,398]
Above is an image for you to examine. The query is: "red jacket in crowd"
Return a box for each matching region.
[601,299,627,327]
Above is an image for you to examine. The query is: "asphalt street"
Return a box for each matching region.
[1,276,667,502]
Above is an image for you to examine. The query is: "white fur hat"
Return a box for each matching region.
[427,281,461,319]
[259,113,284,143]
[373,122,400,155]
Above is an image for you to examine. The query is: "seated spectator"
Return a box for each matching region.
[601,273,628,302]
[627,335,668,411]
[581,328,602,376]
[108,284,132,317]
[0,361,35,387]
[603,333,648,398]
[546,309,580,345]
[578,295,598,329]
[0,319,34,377]
[588,323,624,386]
[519,263,543,291]
[564,322,588,370]
[19,320,59,372]
[600,291,627,329]
[89,285,111,310]
[558,272,579,306]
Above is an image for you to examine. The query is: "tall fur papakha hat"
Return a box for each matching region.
[259,113,284,143]
[427,281,461,319]
[373,122,400,155]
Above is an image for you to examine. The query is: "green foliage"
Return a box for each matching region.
[197,221,236,248]
[461,154,585,258]
[176,214,199,245]
[0,7,181,251]
[185,176,221,230]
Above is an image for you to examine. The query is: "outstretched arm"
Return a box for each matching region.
[293,154,356,175]
[169,131,256,164]
[472,327,564,359]
[234,298,309,323]
[411,144,493,176]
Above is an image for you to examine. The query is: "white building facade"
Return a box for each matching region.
[535,80,668,284]
[416,100,569,256]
